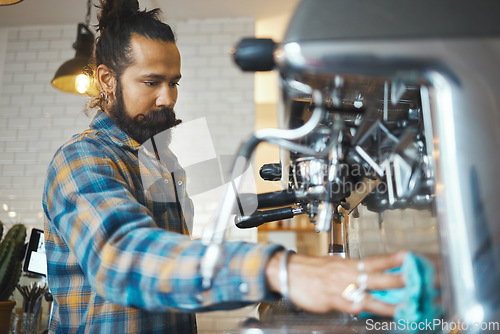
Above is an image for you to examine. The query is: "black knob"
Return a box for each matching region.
[259,163,281,181]
[232,38,276,72]
[235,207,295,229]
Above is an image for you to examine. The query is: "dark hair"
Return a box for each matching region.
[90,0,176,107]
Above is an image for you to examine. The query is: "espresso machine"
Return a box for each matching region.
[200,0,500,332]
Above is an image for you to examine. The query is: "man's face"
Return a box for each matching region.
[108,34,182,144]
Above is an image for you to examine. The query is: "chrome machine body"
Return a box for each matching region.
[271,0,500,325]
[202,0,500,331]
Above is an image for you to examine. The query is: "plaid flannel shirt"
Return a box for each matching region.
[43,110,282,333]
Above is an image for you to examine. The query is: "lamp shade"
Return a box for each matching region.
[0,0,23,5]
[51,24,99,96]
[51,57,99,96]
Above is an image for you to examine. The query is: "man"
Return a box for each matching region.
[43,0,406,333]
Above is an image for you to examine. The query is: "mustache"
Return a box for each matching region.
[133,107,182,129]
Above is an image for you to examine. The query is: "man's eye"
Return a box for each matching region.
[170,82,180,87]
[144,81,159,86]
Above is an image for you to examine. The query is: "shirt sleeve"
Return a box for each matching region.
[43,138,283,312]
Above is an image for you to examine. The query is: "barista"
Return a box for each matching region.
[42,0,406,332]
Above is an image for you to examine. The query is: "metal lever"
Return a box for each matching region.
[235,207,304,229]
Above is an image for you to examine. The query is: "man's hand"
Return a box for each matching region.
[265,251,406,317]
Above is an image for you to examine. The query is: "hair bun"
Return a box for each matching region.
[97,0,140,33]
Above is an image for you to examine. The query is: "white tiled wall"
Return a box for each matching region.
[0,18,258,334]
[0,18,255,225]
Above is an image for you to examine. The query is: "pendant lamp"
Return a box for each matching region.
[51,0,99,96]
[0,0,23,6]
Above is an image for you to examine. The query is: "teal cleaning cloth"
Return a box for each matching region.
[360,252,442,322]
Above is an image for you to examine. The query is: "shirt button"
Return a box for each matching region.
[164,179,169,184]
[195,293,204,304]
[177,180,183,185]
[239,283,249,294]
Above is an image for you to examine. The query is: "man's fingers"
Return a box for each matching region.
[367,271,405,290]
[360,293,397,318]
[363,251,407,272]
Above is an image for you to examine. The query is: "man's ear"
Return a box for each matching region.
[97,64,116,96]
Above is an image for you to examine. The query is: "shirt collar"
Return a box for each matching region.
[89,109,141,150]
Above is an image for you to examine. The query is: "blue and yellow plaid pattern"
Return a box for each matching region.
[42,110,282,333]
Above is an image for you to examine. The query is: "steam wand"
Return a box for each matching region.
[199,88,326,289]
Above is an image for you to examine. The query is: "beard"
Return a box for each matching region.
[107,81,182,144]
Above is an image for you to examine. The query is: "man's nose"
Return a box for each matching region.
[156,86,175,108]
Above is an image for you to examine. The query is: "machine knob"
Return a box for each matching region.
[232,38,276,72]
[259,163,281,181]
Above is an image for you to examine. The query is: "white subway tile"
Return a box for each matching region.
[29,117,53,129]
[26,61,48,73]
[18,29,40,40]
[13,72,36,84]
[0,152,15,164]
[54,94,86,105]
[7,118,29,130]
[209,33,234,44]
[23,84,46,94]
[65,105,87,115]
[177,45,197,57]
[52,117,76,128]
[222,21,248,33]
[208,56,231,67]
[34,72,53,83]
[50,140,65,151]
[1,84,23,94]
[7,29,19,41]
[49,40,73,50]
[0,129,17,140]
[15,51,37,61]
[37,50,60,61]
[28,40,50,50]
[0,20,255,235]
[231,77,254,90]
[10,94,33,106]
[202,22,222,34]
[23,187,46,200]
[62,26,79,39]
[220,67,241,78]
[42,106,65,116]
[11,176,36,188]
[1,72,13,84]
[47,61,62,72]
[7,41,28,51]
[59,50,75,60]
[17,129,40,140]
[0,107,20,117]
[219,91,244,104]
[33,95,55,105]
[36,150,54,163]
[7,199,34,211]
[0,176,12,187]
[26,140,51,152]
[35,174,49,187]
[180,34,210,45]
[1,164,25,176]
[20,106,43,117]
[196,68,221,78]
[39,128,63,139]
[40,29,62,39]
[185,56,210,68]
[175,23,199,35]
[195,91,220,102]
[25,164,48,176]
